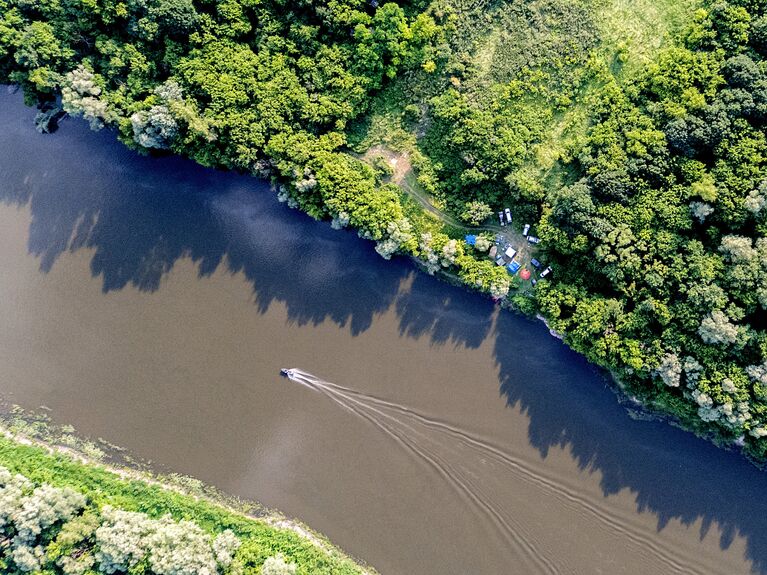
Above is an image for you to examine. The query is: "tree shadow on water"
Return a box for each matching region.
[0,89,491,344]
[494,310,767,573]
[394,272,495,349]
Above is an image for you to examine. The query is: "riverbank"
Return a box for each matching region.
[0,422,375,575]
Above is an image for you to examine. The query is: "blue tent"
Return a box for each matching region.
[507,261,521,275]
[464,235,477,246]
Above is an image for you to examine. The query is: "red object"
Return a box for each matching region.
[520,268,531,280]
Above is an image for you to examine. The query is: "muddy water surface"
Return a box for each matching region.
[0,89,765,574]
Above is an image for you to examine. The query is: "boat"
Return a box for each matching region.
[280,368,294,378]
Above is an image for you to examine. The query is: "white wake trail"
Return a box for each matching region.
[283,369,707,575]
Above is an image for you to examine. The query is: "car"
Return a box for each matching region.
[504,246,517,260]
[507,261,521,274]
[498,211,505,226]
[527,236,541,244]
[504,208,512,224]
[531,279,537,286]
[522,224,530,236]
[530,258,541,268]
[540,266,552,278]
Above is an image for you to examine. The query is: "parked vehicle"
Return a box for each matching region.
[522,224,530,236]
[495,256,505,266]
[531,279,537,286]
[527,236,541,244]
[540,266,552,278]
[530,258,541,268]
[504,208,512,224]
[498,211,505,226]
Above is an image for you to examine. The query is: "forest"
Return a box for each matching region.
[1,0,766,462]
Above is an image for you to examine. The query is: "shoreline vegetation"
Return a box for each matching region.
[1,0,766,467]
[0,412,375,575]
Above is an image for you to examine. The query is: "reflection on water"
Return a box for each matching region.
[0,87,765,575]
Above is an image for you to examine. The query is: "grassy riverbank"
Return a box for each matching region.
[0,429,371,575]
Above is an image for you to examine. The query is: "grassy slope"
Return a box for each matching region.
[349,0,701,220]
[0,434,368,575]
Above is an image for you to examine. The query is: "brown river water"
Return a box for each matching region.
[0,88,765,574]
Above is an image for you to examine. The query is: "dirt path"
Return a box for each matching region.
[361,146,504,234]
[358,147,540,269]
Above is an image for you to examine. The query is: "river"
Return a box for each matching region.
[0,88,765,574]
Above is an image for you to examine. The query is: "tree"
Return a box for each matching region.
[745,181,766,216]
[61,65,113,130]
[690,201,714,222]
[752,15,767,56]
[546,181,595,238]
[474,236,491,252]
[95,507,155,573]
[656,352,682,387]
[131,106,178,149]
[262,554,297,575]
[375,218,415,259]
[212,530,240,568]
[14,21,68,69]
[698,310,740,345]
[13,484,86,544]
[148,0,199,37]
[460,200,493,225]
[145,516,218,575]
